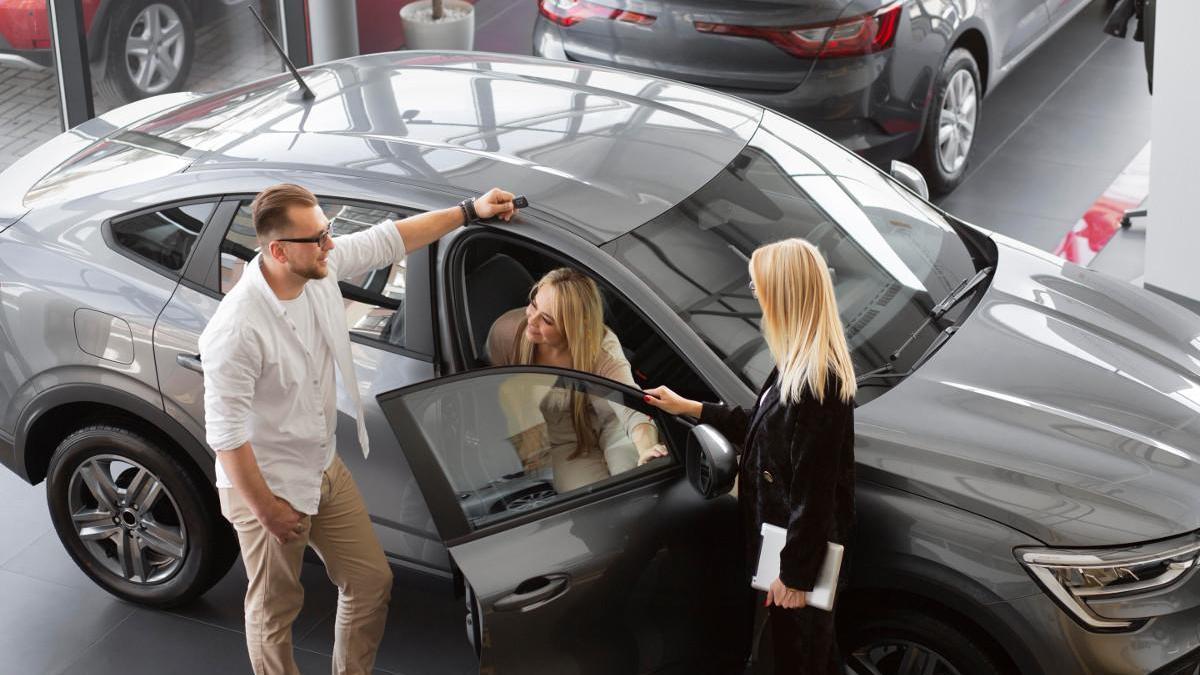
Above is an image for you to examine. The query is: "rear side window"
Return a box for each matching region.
[109,202,215,274]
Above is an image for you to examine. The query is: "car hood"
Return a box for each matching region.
[858,235,1200,547]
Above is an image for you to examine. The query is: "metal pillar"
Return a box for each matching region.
[277,0,313,68]
[47,0,94,130]
[307,0,360,64]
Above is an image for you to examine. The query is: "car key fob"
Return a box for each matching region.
[512,196,528,209]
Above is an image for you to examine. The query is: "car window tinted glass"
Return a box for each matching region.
[602,111,978,392]
[396,370,674,530]
[221,200,409,346]
[110,201,214,273]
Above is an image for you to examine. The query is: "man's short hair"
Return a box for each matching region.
[251,184,319,241]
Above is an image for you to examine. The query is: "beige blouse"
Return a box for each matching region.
[486,308,653,487]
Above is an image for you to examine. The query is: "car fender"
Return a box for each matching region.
[13,377,213,484]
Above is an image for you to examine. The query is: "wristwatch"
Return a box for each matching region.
[459,198,480,224]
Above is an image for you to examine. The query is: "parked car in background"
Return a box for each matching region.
[2,51,1200,675]
[533,0,1095,194]
[0,0,260,102]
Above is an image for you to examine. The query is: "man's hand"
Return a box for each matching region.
[765,577,807,609]
[257,496,305,544]
[474,188,519,222]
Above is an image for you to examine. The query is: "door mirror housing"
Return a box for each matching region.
[890,160,930,200]
[686,424,737,499]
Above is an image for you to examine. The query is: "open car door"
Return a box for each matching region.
[377,366,749,674]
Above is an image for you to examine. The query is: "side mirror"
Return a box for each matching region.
[890,160,930,200]
[686,424,738,499]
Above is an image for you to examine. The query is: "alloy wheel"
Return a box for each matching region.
[852,639,965,675]
[68,454,188,584]
[936,69,977,176]
[124,3,187,95]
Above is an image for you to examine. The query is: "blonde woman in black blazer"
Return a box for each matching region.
[645,238,856,674]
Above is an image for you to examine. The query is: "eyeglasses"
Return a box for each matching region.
[276,226,332,247]
[748,280,757,297]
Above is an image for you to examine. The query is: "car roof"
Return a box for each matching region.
[30,52,763,244]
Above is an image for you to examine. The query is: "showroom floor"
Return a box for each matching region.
[0,1,1155,674]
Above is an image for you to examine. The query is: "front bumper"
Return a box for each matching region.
[1004,591,1200,674]
[533,21,926,165]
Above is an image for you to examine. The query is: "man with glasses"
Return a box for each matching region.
[199,183,519,675]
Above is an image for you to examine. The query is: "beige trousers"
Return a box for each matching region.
[219,455,393,675]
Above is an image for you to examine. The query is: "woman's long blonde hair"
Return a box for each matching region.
[751,239,856,405]
[512,268,605,458]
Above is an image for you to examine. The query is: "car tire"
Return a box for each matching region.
[912,47,982,196]
[842,607,1006,675]
[45,424,237,608]
[97,0,195,103]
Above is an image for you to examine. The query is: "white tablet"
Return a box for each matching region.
[751,522,844,611]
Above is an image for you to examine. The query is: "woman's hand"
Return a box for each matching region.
[637,443,669,466]
[643,386,703,418]
[766,578,807,610]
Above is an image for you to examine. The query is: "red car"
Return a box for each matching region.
[0,0,419,103]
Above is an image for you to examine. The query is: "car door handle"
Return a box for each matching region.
[493,574,569,612]
[176,353,203,374]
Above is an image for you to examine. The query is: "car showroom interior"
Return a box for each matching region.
[1,0,1195,674]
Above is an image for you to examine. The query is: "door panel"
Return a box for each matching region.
[378,367,748,673]
[990,0,1051,65]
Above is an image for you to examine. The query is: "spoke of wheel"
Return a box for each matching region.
[896,646,924,675]
[79,522,122,542]
[126,36,151,56]
[156,56,179,82]
[126,469,163,513]
[141,520,185,559]
[139,58,156,89]
[79,462,120,512]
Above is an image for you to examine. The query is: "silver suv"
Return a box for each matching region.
[2,52,1200,675]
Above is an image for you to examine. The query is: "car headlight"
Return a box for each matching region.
[1017,533,1200,631]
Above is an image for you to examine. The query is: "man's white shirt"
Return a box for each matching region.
[199,220,406,514]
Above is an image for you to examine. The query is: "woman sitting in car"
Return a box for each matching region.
[487,267,669,492]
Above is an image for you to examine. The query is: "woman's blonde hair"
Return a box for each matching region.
[751,239,856,405]
[512,268,605,457]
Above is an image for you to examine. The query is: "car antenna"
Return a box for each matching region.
[248,5,315,101]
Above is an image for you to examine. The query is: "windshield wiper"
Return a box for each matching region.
[856,267,992,385]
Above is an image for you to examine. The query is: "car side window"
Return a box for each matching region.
[108,202,215,274]
[220,199,411,346]
[394,370,676,530]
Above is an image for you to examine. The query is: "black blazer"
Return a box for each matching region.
[700,371,855,591]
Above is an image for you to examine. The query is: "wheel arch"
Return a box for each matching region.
[839,556,1044,675]
[951,26,991,95]
[15,383,214,486]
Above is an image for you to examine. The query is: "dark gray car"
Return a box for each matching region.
[2,51,1200,675]
[533,0,1093,194]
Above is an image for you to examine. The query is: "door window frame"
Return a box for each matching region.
[442,227,722,400]
[180,193,437,361]
[377,365,694,546]
[103,196,224,281]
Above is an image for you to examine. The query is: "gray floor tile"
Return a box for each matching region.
[1041,60,1154,123]
[0,467,53,566]
[938,152,1115,224]
[55,609,340,675]
[474,0,538,55]
[1,528,96,591]
[1003,107,1150,171]
[0,569,135,675]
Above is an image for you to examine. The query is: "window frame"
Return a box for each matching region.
[184,193,436,361]
[377,364,694,545]
[102,197,222,281]
[443,227,722,405]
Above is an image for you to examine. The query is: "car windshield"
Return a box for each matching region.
[602,111,981,398]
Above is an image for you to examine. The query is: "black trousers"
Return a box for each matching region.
[767,604,842,675]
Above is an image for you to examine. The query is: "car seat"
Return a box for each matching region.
[466,253,535,364]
